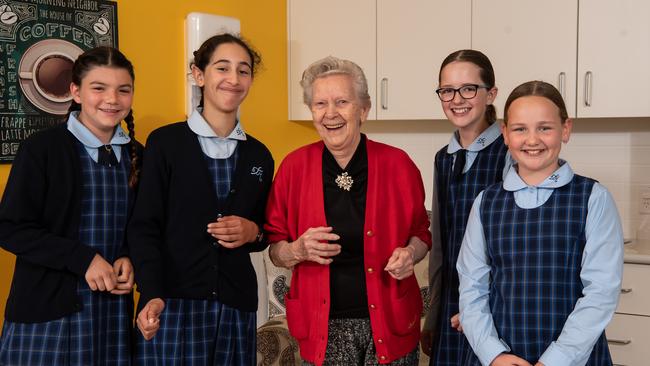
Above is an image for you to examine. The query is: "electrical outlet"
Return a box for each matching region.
[641,192,650,214]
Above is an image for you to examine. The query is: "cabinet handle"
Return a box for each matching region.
[381,78,388,110]
[558,72,566,100]
[621,288,632,294]
[608,338,632,346]
[584,71,593,107]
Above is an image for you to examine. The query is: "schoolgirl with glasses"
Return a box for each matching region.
[421,49,513,366]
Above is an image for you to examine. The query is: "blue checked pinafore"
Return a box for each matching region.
[432,136,507,366]
[135,147,256,366]
[462,175,612,365]
[0,141,133,366]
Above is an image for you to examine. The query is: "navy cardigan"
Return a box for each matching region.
[128,122,274,312]
[0,124,142,322]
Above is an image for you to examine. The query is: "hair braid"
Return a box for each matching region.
[124,110,140,188]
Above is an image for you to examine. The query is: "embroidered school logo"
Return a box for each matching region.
[251,166,263,182]
[549,174,560,182]
[235,127,244,136]
[477,137,486,146]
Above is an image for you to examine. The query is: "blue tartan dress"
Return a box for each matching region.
[462,174,612,365]
[135,148,256,366]
[0,142,133,366]
[432,135,507,366]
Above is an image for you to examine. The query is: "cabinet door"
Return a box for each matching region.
[577,0,650,118]
[287,0,376,120]
[472,0,578,118]
[607,313,650,366]
[377,0,470,120]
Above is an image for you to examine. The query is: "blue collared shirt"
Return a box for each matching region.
[187,108,247,158]
[424,123,514,331]
[457,162,624,366]
[446,122,513,176]
[66,111,130,163]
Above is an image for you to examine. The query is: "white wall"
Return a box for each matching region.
[363,117,650,239]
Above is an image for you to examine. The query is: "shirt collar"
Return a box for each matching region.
[187,108,247,141]
[66,111,130,148]
[503,159,574,191]
[447,121,501,154]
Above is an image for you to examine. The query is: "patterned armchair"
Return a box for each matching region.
[255,240,433,366]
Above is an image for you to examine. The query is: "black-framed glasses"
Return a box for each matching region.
[435,84,489,102]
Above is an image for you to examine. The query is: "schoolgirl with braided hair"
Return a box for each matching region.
[0,46,142,365]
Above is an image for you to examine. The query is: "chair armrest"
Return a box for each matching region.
[257,315,301,366]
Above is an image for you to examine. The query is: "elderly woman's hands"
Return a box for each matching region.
[384,246,416,280]
[269,227,341,268]
[384,237,429,280]
[291,226,341,264]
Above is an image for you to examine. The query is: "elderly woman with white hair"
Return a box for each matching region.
[265,56,431,366]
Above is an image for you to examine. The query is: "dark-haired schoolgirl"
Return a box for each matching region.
[129,33,273,365]
[0,46,142,366]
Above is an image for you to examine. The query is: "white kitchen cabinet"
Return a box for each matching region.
[289,0,650,121]
[577,0,650,118]
[287,0,470,121]
[472,0,650,119]
[607,262,650,366]
[377,1,470,120]
[471,0,578,118]
[287,0,376,120]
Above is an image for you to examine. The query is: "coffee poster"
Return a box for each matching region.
[0,0,117,162]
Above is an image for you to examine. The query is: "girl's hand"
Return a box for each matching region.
[384,246,415,280]
[490,354,532,366]
[451,313,463,333]
[85,254,117,291]
[206,215,258,249]
[291,227,341,265]
[110,257,134,295]
[137,298,165,340]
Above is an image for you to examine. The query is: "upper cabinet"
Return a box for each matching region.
[287,0,376,120]
[288,0,650,120]
[577,0,650,118]
[287,0,470,121]
[377,1,470,120]
[472,1,577,118]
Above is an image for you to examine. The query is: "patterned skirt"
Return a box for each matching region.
[0,282,133,366]
[134,298,256,366]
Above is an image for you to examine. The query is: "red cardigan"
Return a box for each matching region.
[265,138,431,365]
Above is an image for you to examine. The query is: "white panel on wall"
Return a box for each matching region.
[184,13,240,117]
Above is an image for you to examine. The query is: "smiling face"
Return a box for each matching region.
[310,74,369,162]
[70,65,133,143]
[192,42,253,117]
[503,95,572,185]
[438,61,496,131]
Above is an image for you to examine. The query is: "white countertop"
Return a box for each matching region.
[624,240,650,265]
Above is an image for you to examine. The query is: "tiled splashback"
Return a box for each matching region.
[363,118,650,239]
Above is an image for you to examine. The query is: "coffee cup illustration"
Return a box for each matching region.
[19,52,74,103]
[18,39,83,115]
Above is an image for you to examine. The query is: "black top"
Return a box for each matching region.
[322,135,369,318]
[127,122,274,312]
[0,124,142,322]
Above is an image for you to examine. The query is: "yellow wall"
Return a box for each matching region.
[0,0,318,326]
